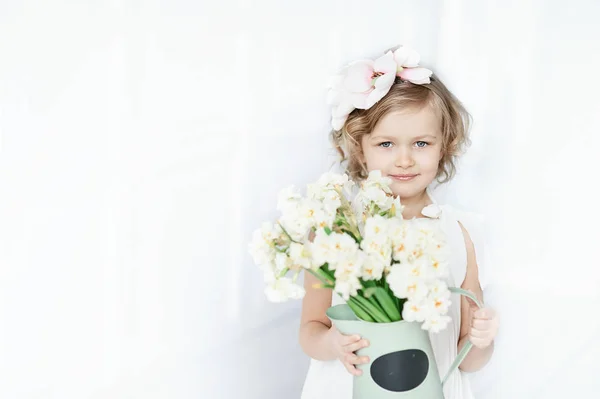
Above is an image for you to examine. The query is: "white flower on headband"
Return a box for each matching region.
[326,46,433,131]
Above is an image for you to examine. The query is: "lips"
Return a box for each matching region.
[389,174,418,181]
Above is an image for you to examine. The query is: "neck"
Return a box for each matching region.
[399,189,432,219]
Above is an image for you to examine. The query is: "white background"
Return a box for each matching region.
[1,0,599,398]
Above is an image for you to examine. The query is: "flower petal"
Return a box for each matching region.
[343,60,374,92]
[393,46,420,67]
[373,51,397,74]
[349,91,371,109]
[365,87,388,108]
[399,67,433,84]
[373,71,395,90]
[326,88,341,105]
[332,101,354,118]
[332,115,348,130]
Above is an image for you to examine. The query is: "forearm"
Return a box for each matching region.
[299,321,336,361]
[457,336,494,372]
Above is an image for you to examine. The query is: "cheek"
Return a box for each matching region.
[361,147,379,167]
[417,150,442,172]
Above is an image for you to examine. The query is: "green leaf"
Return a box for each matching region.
[372,287,401,321]
[347,299,375,322]
[353,295,391,323]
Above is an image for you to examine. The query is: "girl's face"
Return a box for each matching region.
[360,105,443,199]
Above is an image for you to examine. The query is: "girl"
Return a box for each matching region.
[299,46,499,399]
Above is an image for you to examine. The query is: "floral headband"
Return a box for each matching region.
[326,45,433,131]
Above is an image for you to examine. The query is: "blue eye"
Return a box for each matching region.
[378,141,393,148]
[415,141,429,148]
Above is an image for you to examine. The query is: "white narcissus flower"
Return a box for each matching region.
[360,236,392,266]
[279,198,332,240]
[310,229,359,270]
[277,185,302,213]
[426,280,451,315]
[365,170,393,189]
[334,275,362,301]
[307,182,343,224]
[363,214,390,239]
[402,299,431,323]
[248,222,284,265]
[288,242,313,270]
[427,254,450,278]
[265,277,306,303]
[422,312,452,333]
[390,195,404,216]
[274,252,291,272]
[391,232,419,264]
[361,254,386,280]
[387,270,429,301]
[429,292,451,315]
[428,280,450,297]
[404,260,433,281]
[315,172,353,190]
[298,198,335,230]
[357,171,396,212]
[308,172,351,201]
[334,252,366,280]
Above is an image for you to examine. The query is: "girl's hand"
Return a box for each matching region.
[327,326,370,376]
[469,305,499,349]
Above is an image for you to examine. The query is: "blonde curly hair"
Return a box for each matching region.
[330,74,472,184]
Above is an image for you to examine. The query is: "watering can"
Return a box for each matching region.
[326,287,482,399]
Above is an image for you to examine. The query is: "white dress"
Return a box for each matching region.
[300,188,490,399]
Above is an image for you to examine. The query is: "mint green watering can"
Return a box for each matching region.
[326,288,482,399]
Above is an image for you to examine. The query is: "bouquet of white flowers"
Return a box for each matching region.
[248,170,453,333]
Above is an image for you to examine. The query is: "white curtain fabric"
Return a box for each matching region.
[0,0,598,398]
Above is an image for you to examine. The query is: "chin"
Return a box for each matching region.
[390,182,428,200]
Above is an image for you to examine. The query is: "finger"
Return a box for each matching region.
[469,327,490,339]
[474,308,495,320]
[344,339,369,353]
[340,334,362,346]
[345,353,370,366]
[343,361,362,376]
[472,319,492,330]
[469,336,490,349]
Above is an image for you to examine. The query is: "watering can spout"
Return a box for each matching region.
[441,287,483,386]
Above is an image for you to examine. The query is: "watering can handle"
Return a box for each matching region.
[441,287,484,387]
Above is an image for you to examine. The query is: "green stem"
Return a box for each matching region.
[308,269,329,285]
[366,293,388,317]
[347,299,375,322]
[361,281,397,321]
[372,288,401,321]
[353,295,391,322]
[277,222,301,244]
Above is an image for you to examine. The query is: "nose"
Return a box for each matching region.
[394,146,414,169]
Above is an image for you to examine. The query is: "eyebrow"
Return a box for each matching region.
[370,134,438,141]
